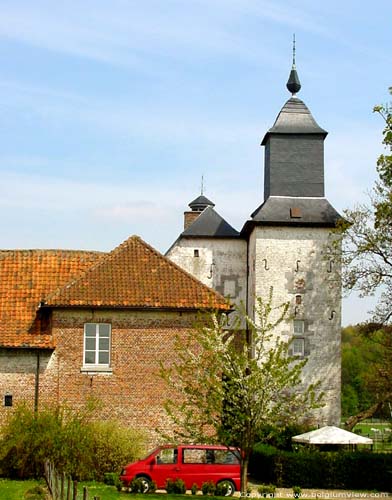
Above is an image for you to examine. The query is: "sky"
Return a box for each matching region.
[0,0,391,325]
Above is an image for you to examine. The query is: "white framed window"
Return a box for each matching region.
[83,323,111,367]
[293,319,305,334]
[292,337,305,357]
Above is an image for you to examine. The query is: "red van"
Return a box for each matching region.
[120,444,241,495]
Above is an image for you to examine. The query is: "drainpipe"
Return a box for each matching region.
[34,350,40,413]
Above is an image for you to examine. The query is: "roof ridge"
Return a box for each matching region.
[43,234,230,309]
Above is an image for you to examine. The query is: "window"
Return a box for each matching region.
[157,448,177,464]
[194,249,199,257]
[4,394,12,407]
[293,320,304,334]
[84,323,111,367]
[292,338,305,357]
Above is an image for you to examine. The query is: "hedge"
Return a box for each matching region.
[249,443,392,491]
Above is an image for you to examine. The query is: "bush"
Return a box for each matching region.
[24,485,47,499]
[250,445,392,491]
[257,484,276,497]
[201,481,216,495]
[165,478,186,494]
[191,483,198,495]
[0,403,147,481]
[292,486,302,498]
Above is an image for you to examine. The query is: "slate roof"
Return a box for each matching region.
[188,195,215,211]
[241,196,342,235]
[261,97,327,145]
[44,235,230,311]
[181,207,240,238]
[0,249,104,348]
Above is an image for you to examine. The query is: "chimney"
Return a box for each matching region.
[184,211,201,230]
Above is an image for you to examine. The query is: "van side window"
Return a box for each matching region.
[214,450,240,465]
[157,448,177,464]
[183,448,206,464]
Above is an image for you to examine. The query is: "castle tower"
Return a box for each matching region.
[242,46,342,425]
[167,43,342,425]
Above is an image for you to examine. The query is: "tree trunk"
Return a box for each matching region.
[344,396,391,431]
[240,456,249,496]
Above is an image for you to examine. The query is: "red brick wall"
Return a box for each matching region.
[35,308,200,445]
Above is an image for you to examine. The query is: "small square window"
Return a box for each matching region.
[194,249,199,258]
[4,395,12,407]
[293,320,305,334]
[295,295,302,305]
[292,338,305,356]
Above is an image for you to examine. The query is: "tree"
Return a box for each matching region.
[160,290,323,494]
[341,87,392,324]
[340,87,392,427]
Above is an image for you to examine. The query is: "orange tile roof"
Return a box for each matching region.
[0,249,104,348]
[44,236,230,312]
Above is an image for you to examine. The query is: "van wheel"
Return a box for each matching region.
[136,476,151,493]
[217,480,235,496]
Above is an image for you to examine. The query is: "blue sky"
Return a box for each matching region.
[0,0,390,325]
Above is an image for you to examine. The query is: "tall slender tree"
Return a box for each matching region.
[160,290,323,494]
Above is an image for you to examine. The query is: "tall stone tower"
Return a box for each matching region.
[241,54,342,425]
[167,52,342,425]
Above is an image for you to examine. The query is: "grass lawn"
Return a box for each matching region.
[0,479,48,500]
[0,480,235,500]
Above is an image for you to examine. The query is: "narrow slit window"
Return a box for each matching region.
[4,394,12,407]
[194,249,199,258]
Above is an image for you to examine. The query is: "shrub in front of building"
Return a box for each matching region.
[250,443,392,491]
[0,403,146,481]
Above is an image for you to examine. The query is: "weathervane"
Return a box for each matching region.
[200,174,205,195]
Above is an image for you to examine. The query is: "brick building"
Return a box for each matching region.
[0,236,229,441]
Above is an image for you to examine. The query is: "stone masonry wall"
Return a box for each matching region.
[166,238,247,310]
[250,226,341,425]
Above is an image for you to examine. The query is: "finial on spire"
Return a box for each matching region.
[292,33,296,67]
[286,33,301,96]
[200,174,205,195]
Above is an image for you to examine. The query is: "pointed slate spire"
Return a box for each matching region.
[286,34,301,96]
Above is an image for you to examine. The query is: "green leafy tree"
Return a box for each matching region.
[341,325,382,419]
[340,87,392,427]
[160,290,323,494]
[341,87,392,324]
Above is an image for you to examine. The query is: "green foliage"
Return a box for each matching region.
[257,484,276,497]
[191,483,199,495]
[160,289,323,494]
[256,424,310,451]
[103,472,123,491]
[165,478,186,494]
[23,485,47,500]
[342,87,392,324]
[292,486,302,498]
[341,325,383,417]
[201,481,216,495]
[250,446,392,491]
[0,403,146,481]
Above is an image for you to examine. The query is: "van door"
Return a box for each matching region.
[180,447,210,489]
[151,447,179,488]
